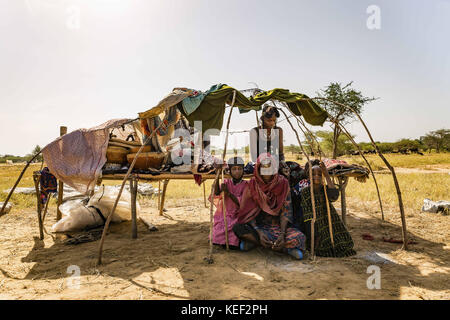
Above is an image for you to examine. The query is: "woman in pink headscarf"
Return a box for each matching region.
[233,153,306,259]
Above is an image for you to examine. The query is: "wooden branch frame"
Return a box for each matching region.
[309,96,407,249]
[332,119,385,220]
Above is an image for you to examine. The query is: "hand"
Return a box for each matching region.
[221,183,229,196]
[258,231,272,248]
[272,233,286,251]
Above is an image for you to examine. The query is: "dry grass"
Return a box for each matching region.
[346,173,450,211]
[0,163,42,208]
[339,153,450,170]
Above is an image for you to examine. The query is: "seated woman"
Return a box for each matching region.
[233,153,306,259]
[211,157,248,250]
[300,161,356,257]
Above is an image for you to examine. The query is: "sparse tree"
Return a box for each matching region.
[317,82,376,158]
[27,145,43,163]
[421,129,450,153]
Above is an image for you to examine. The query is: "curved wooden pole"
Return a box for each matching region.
[207,182,216,263]
[1,151,42,216]
[97,115,168,265]
[310,97,407,249]
[323,176,334,249]
[333,119,385,220]
[292,112,324,160]
[221,169,229,251]
[278,107,318,258]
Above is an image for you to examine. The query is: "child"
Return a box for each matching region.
[212,157,248,250]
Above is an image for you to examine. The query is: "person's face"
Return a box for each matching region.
[281,166,290,178]
[261,173,274,183]
[230,165,244,180]
[259,164,275,183]
[263,114,277,129]
[312,167,322,186]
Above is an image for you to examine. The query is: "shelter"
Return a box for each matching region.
[0,84,408,265]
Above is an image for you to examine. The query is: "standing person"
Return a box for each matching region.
[249,105,286,171]
[211,157,248,250]
[300,161,356,257]
[233,153,306,259]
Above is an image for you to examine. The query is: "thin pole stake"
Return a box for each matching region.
[1,152,42,216]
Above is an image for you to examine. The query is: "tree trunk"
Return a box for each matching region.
[332,125,341,159]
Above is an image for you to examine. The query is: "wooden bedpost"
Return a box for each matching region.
[130,175,138,239]
[203,180,208,208]
[33,172,44,240]
[56,126,67,221]
[157,180,161,211]
[159,179,169,216]
[338,176,349,227]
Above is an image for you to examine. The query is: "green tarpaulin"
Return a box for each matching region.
[180,85,328,134]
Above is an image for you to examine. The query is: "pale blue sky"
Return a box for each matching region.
[1,0,449,155]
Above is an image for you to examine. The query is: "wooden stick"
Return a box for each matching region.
[130,176,138,239]
[139,217,158,231]
[56,126,67,221]
[157,180,161,211]
[221,170,229,251]
[333,120,384,220]
[42,196,51,223]
[207,182,216,263]
[278,107,318,258]
[322,175,335,249]
[159,179,169,216]
[339,176,349,226]
[294,114,325,159]
[0,151,42,216]
[310,96,408,249]
[33,172,44,240]
[203,181,207,208]
[97,116,168,265]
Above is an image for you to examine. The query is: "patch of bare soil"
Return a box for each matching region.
[0,197,448,300]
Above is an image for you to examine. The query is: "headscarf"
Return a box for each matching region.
[227,156,244,169]
[236,153,289,223]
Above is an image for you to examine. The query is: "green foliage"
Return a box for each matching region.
[393,139,421,151]
[316,81,376,158]
[315,130,354,156]
[421,129,450,153]
[375,142,395,153]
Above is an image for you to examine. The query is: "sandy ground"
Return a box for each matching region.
[0,196,449,300]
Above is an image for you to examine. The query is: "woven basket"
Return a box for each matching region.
[130,145,152,153]
[106,146,129,164]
